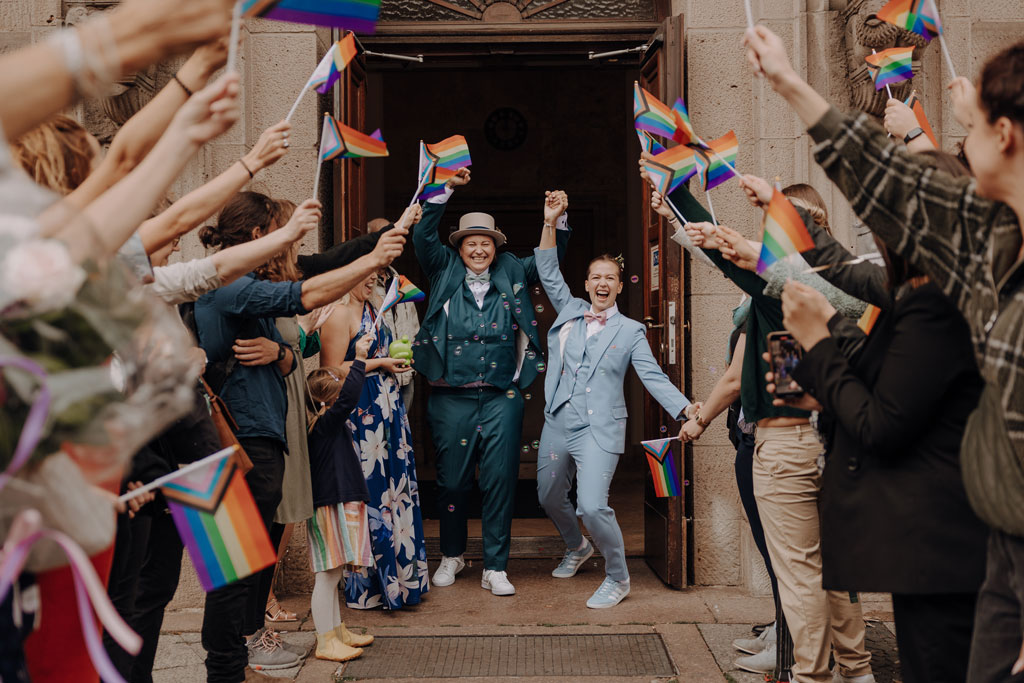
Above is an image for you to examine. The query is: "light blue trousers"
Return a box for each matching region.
[536,402,628,582]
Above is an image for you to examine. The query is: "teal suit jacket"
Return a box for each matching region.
[535,247,690,453]
[412,200,571,389]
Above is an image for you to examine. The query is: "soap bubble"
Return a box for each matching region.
[476,425,483,432]
[630,275,640,284]
[501,334,508,341]
[460,438,468,446]
[473,334,480,341]
[684,480,690,486]
[660,425,667,433]
[490,361,498,369]
[524,393,532,400]
[531,440,539,450]
[521,445,529,453]
[503,301,511,310]
[515,308,522,314]
[530,320,538,326]
[491,322,498,329]
[448,504,456,512]
[512,324,519,330]
[432,336,439,343]
[537,362,546,372]
[526,350,536,360]
[535,304,544,313]
[454,346,462,356]
[505,390,516,399]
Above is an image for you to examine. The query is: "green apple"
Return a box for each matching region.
[389,335,413,362]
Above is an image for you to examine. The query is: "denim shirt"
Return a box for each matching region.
[195,273,307,446]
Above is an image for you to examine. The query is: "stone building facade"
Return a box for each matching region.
[2,1,1023,609]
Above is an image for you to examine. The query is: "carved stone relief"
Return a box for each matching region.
[840,0,928,117]
[379,0,656,23]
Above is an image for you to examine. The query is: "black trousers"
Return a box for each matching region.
[968,529,1024,683]
[202,437,285,683]
[891,592,977,683]
[129,509,184,683]
[103,512,153,677]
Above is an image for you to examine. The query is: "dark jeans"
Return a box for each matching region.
[202,437,285,683]
[104,512,153,677]
[251,522,285,635]
[892,592,977,683]
[129,510,184,683]
[734,428,795,679]
[968,529,1024,683]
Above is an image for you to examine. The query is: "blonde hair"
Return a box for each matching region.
[12,115,96,195]
[782,183,831,235]
[306,366,348,431]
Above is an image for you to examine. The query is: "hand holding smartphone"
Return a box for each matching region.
[766,331,804,398]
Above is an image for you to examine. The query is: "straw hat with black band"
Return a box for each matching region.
[448,212,507,248]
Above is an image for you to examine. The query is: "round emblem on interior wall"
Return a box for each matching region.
[484,108,528,151]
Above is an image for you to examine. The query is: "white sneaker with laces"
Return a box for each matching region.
[734,642,775,674]
[481,569,515,596]
[432,555,465,587]
[733,622,776,654]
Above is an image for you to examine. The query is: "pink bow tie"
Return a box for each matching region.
[584,311,607,325]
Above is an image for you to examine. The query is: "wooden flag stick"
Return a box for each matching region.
[664,196,717,268]
[312,153,325,201]
[227,1,242,74]
[285,88,307,123]
[705,190,719,225]
[743,0,755,29]
[938,35,958,80]
[118,445,238,504]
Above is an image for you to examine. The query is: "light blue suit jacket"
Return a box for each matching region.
[535,247,690,454]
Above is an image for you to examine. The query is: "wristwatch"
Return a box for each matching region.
[276,343,288,362]
[903,127,924,144]
[695,410,711,428]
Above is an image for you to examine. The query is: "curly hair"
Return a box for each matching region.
[11,115,96,195]
[200,192,301,282]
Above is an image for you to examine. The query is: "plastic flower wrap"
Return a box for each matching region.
[0,215,197,485]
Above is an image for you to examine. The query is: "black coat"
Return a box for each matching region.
[307,360,370,507]
[792,282,988,594]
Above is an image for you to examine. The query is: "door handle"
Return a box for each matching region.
[643,316,664,329]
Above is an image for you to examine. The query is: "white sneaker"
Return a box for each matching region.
[734,642,775,674]
[733,622,776,654]
[833,669,876,683]
[432,556,465,587]
[481,569,515,596]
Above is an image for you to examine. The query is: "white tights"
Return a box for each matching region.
[311,567,344,635]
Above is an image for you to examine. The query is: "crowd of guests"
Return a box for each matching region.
[0,2,1022,683]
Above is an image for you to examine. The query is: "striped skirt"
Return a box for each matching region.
[306,502,375,573]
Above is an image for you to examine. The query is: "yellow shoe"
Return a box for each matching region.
[315,631,363,662]
[335,622,374,647]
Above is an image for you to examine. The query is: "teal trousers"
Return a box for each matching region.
[427,386,524,570]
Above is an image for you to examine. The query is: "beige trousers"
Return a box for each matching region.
[753,424,872,683]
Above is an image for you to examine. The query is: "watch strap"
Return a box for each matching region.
[903,127,924,144]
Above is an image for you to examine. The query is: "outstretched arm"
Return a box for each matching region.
[630,326,690,421]
[412,168,469,277]
[138,120,291,254]
[526,190,571,285]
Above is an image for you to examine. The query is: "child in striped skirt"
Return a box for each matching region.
[304,334,376,662]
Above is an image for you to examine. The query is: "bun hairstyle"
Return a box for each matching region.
[200,191,300,281]
[306,366,347,431]
[782,183,831,236]
[587,253,625,279]
[12,115,96,195]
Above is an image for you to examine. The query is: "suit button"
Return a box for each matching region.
[588,410,593,415]
[586,387,591,393]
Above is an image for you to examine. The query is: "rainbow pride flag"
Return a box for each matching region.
[318,113,345,161]
[642,438,681,498]
[416,136,472,201]
[242,0,381,33]
[865,47,915,91]
[876,0,943,41]
[164,457,276,592]
[643,144,698,197]
[756,189,815,274]
[671,97,708,150]
[694,131,739,191]
[633,83,679,142]
[307,32,358,94]
[857,304,881,335]
[637,130,667,156]
[904,91,938,147]
[396,275,425,304]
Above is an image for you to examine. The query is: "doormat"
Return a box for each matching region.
[340,633,675,678]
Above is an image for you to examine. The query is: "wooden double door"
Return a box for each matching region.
[329,15,691,587]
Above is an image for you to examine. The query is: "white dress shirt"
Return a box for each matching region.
[558,303,618,362]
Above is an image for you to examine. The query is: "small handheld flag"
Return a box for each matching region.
[643,145,698,197]
[319,113,388,160]
[756,189,816,274]
[414,135,472,202]
[242,0,381,33]
[637,130,667,156]
[633,83,679,142]
[374,275,424,330]
[374,277,399,329]
[670,97,708,150]
[904,91,938,147]
[875,0,942,41]
[642,437,681,498]
[865,47,914,91]
[311,33,358,94]
[694,131,740,191]
[857,304,881,335]
[318,113,345,162]
[155,447,277,592]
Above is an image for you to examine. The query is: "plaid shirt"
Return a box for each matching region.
[808,107,1024,532]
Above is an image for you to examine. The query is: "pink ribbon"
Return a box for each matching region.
[0,356,51,492]
[0,510,141,683]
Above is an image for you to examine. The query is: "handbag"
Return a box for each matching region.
[199,378,253,475]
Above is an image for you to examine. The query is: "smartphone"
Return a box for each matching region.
[766,331,804,398]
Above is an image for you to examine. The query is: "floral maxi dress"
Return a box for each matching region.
[343,302,430,609]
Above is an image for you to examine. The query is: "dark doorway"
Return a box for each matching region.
[360,57,646,558]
